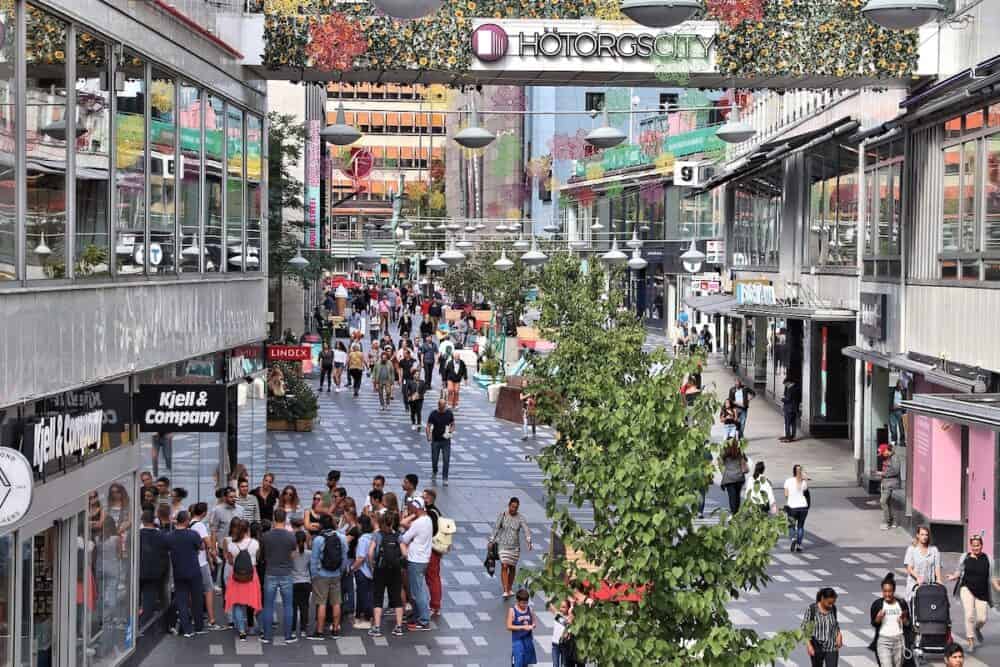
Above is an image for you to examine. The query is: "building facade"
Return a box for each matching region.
[0,1,268,665]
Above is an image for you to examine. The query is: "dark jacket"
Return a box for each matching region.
[444,359,468,383]
[868,596,913,664]
[139,526,169,582]
[728,384,757,410]
[781,381,800,414]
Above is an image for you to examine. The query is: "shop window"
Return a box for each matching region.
[115,51,147,276]
[0,3,12,281]
[204,94,224,272]
[863,139,903,278]
[178,84,202,272]
[26,6,68,280]
[150,70,176,273]
[939,107,1000,281]
[732,177,780,268]
[246,115,263,272]
[75,31,111,279]
[89,475,135,667]
[806,142,858,268]
[226,105,244,272]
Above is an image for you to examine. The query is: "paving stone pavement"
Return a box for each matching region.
[139,326,998,666]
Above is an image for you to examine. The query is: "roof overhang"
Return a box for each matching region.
[901,394,1000,430]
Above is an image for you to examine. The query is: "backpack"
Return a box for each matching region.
[233,547,254,583]
[376,532,403,570]
[433,517,457,555]
[320,530,343,572]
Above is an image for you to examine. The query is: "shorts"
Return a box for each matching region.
[312,576,342,606]
[372,567,403,609]
[200,564,213,591]
[334,362,345,369]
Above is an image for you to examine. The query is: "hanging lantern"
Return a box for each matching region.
[601,238,628,265]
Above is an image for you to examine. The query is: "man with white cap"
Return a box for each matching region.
[400,497,434,631]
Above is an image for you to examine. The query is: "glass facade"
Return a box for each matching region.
[732,184,780,267]
[0,11,262,285]
[89,476,135,667]
[863,138,903,278]
[806,142,859,268]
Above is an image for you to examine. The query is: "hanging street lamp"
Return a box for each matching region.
[321,103,362,146]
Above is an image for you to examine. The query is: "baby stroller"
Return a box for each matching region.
[910,583,952,664]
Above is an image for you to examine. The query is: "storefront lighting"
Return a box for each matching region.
[453,108,496,149]
[33,232,51,257]
[427,249,447,271]
[600,238,628,265]
[639,224,650,233]
[520,238,548,268]
[626,229,643,249]
[476,222,487,230]
[493,249,515,272]
[627,248,648,271]
[182,237,202,257]
[543,220,561,234]
[716,105,756,144]
[862,0,945,30]
[495,223,510,232]
[371,0,443,19]
[585,108,627,150]
[288,248,308,268]
[680,239,705,273]
[321,103,362,146]
[591,220,605,231]
[620,0,703,29]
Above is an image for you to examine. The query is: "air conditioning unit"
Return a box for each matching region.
[673,161,716,188]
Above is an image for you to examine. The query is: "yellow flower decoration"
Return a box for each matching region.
[654,152,676,175]
[585,162,605,181]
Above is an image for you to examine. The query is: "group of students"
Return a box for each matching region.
[140,467,453,644]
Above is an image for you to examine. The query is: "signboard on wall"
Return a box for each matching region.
[134,385,227,433]
[735,282,775,306]
[266,345,312,362]
[860,292,887,341]
[27,410,104,474]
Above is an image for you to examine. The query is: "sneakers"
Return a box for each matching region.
[391,625,405,637]
[285,635,298,644]
[331,627,341,639]
[368,627,383,638]
[205,623,224,631]
[407,622,431,632]
[443,479,449,487]
[239,633,247,642]
[879,523,890,530]
[183,633,194,638]
[195,629,208,635]
[307,632,325,641]
[353,620,372,630]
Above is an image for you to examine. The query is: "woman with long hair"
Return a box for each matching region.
[333,341,348,392]
[290,529,312,639]
[719,398,739,440]
[904,525,942,600]
[279,485,303,526]
[869,572,910,667]
[783,464,810,553]
[720,441,748,514]
[169,487,188,523]
[381,492,400,516]
[305,492,324,536]
[223,518,262,641]
[742,461,776,515]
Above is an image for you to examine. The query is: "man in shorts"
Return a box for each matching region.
[190,502,222,630]
[309,514,350,639]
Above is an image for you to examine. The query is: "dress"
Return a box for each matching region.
[491,511,530,567]
[224,537,262,612]
[511,605,537,667]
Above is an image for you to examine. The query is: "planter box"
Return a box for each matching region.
[487,383,504,403]
[267,418,314,432]
[295,419,314,432]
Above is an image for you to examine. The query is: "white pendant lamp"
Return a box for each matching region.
[441,240,466,265]
[454,108,496,149]
[398,220,413,230]
[591,219,604,231]
[862,0,945,30]
[464,224,478,233]
[680,239,706,274]
[371,0,443,20]
[513,234,530,251]
[600,238,628,265]
[493,249,514,272]
[321,103,362,146]
[445,220,463,232]
[476,222,487,230]
[357,240,381,267]
[34,232,52,257]
[627,247,648,271]
[585,108,627,150]
[716,104,756,144]
[399,231,416,249]
[182,236,202,257]
[456,235,474,250]
[620,0,703,28]
[626,229,643,249]
[542,220,561,234]
[288,248,308,268]
[570,239,590,251]
[520,238,548,268]
[426,249,447,272]
[495,223,510,232]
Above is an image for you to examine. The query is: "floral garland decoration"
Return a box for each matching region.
[307,13,367,72]
[706,0,765,28]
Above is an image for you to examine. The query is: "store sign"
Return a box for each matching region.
[736,282,776,306]
[860,292,887,341]
[266,345,312,362]
[0,448,33,527]
[29,410,104,474]
[134,385,226,433]
[574,125,725,177]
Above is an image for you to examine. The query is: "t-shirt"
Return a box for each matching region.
[399,358,417,381]
[401,514,433,564]
[251,487,279,522]
[551,613,567,645]
[226,537,259,580]
[880,600,904,637]
[334,349,348,365]
[356,532,375,578]
[192,520,210,567]
[964,553,992,601]
[784,477,809,509]
[209,503,239,546]
[166,528,203,580]
[236,494,261,523]
[427,409,455,441]
[261,527,297,577]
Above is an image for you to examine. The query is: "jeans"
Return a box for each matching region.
[261,575,295,641]
[809,648,839,667]
[355,572,373,620]
[552,643,563,667]
[292,582,311,633]
[522,412,536,438]
[783,408,797,439]
[722,482,742,514]
[788,507,808,546]
[877,634,904,667]
[232,604,249,635]
[737,409,749,438]
[410,399,424,425]
[889,409,905,446]
[173,576,204,636]
[407,561,431,624]
[880,486,895,526]
[426,550,442,611]
[431,439,451,479]
[349,369,363,395]
[319,366,333,389]
[424,361,435,387]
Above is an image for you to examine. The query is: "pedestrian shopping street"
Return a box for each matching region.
[140,335,998,667]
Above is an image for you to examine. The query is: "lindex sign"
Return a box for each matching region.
[574,126,725,178]
[267,345,312,362]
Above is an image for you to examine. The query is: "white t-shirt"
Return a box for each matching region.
[784,477,809,509]
[880,600,904,637]
[192,520,210,567]
[551,613,567,645]
[401,514,433,564]
[334,349,348,365]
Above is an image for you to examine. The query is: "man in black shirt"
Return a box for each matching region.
[165,511,205,637]
[426,400,456,485]
[139,509,169,629]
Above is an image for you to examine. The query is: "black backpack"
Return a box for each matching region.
[320,530,343,571]
[233,547,254,583]
[376,532,403,570]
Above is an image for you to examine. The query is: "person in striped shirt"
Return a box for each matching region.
[802,587,843,666]
[235,478,261,524]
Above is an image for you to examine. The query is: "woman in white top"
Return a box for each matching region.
[743,461,776,515]
[783,464,809,553]
[903,525,942,600]
[870,572,910,667]
[333,342,348,392]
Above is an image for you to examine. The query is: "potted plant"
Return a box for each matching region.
[266,362,318,431]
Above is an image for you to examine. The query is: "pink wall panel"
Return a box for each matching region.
[931,419,962,521]
[967,427,997,557]
[912,415,933,516]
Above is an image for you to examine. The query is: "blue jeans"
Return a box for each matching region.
[552,643,562,667]
[788,507,808,546]
[232,604,249,635]
[431,439,451,479]
[889,409,905,445]
[355,572,373,620]
[261,575,295,641]
[737,409,748,438]
[407,561,430,624]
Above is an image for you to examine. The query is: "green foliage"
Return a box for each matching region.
[527,253,801,666]
[438,241,536,325]
[266,362,319,422]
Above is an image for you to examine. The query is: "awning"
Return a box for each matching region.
[562,165,666,192]
[734,304,855,321]
[901,394,1000,430]
[842,345,893,368]
[888,354,935,376]
[685,294,737,316]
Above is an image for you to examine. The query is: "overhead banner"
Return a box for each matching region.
[135,385,227,433]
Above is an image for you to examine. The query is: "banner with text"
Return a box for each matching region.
[135,385,227,433]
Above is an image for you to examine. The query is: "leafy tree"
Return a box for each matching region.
[527,253,800,666]
[438,241,540,326]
